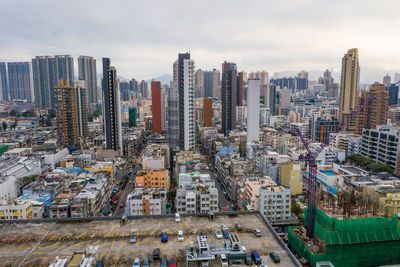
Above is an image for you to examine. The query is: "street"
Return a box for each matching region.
[210,169,233,211]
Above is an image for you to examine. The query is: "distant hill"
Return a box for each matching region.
[146,74,173,85]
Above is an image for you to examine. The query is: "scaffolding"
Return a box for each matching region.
[288,207,400,267]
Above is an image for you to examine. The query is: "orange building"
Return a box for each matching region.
[151,81,162,134]
[203,98,213,127]
[135,170,170,190]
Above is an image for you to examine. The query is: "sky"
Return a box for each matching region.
[0,0,399,83]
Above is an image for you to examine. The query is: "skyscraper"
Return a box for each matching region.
[168,81,179,151]
[387,84,399,106]
[204,69,220,99]
[339,48,359,129]
[177,53,195,151]
[203,98,213,127]
[54,80,78,148]
[129,107,137,127]
[394,72,400,84]
[237,72,244,106]
[318,69,334,91]
[266,84,277,115]
[355,84,388,135]
[73,81,88,139]
[0,62,8,101]
[152,81,162,134]
[221,61,237,136]
[195,69,204,98]
[247,79,261,144]
[32,55,74,109]
[78,56,98,106]
[140,80,148,99]
[102,58,122,153]
[7,62,33,102]
[383,74,391,87]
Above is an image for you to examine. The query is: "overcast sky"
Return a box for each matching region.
[0,0,399,83]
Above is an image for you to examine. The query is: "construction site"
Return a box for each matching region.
[288,189,400,266]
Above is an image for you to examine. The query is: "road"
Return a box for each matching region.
[114,161,142,216]
[209,168,233,211]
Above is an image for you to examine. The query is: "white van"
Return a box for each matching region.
[220,254,228,267]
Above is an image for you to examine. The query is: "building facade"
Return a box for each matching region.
[152,81,162,134]
[77,56,98,106]
[203,98,213,127]
[355,83,388,135]
[221,61,237,136]
[339,48,359,129]
[0,62,8,101]
[247,79,261,144]
[7,62,33,102]
[102,58,122,153]
[259,185,291,224]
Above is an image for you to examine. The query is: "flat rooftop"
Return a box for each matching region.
[0,213,298,266]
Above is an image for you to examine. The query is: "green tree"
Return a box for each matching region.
[2,121,7,131]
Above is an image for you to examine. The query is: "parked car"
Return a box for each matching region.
[169,256,177,267]
[220,254,228,267]
[161,232,168,243]
[130,233,137,244]
[235,224,242,231]
[120,203,124,208]
[251,250,261,265]
[133,257,140,267]
[245,253,252,266]
[200,230,207,236]
[160,258,167,267]
[177,230,184,241]
[221,224,228,232]
[215,229,223,239]
[223,230,229,239]
[270,252,280,263]
[142,258,150,267]
[175,213,181,222]
[253,229,261,237]
[153,248,160,260]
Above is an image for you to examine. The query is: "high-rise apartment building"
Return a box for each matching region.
[318,69,334,92]
[7,62,33,102]
[73,81,88,139]
[168,81,179,151]
[339,48,359,129]
[32,55,74,109]
[102,58,122,153]
[237,72,244,106]
[247,79,261,144]
[78,56,97,106]
[387,84,399,106]
[355,84,388,135]
[203,98,213,127]
[204,69,220,99]
[0,62,8,101]
[152,81,162,134]
[140,80,148,99]
[55,80,78,148]
[383,74,391,87]
[177,53,195,151]
[394,72,400,84]
[195,69,204,98]
[266,84,277,115]
[221,61,237,136]
[249,71,268,86]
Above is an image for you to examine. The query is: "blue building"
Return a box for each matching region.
[387,84,399,106]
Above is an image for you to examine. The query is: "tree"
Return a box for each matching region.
[12,119,18,130]
[2,121,7,131]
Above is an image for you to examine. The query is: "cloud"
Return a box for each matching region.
[0,0,399,83]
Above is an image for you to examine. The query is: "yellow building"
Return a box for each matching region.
[339,48,359,129]
[279,162,302,196]
[135,170,170,190]
[379,191,400,216]
[0,200,33,220]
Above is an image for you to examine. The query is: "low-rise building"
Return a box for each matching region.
[135,170,170,190]
[125,188,166,216]
[0,199,33,220]
[259,185,291,224]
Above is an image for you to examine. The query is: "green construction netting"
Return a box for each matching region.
[288,208,400,267]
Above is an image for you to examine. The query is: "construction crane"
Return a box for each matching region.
[294,94,375,238]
